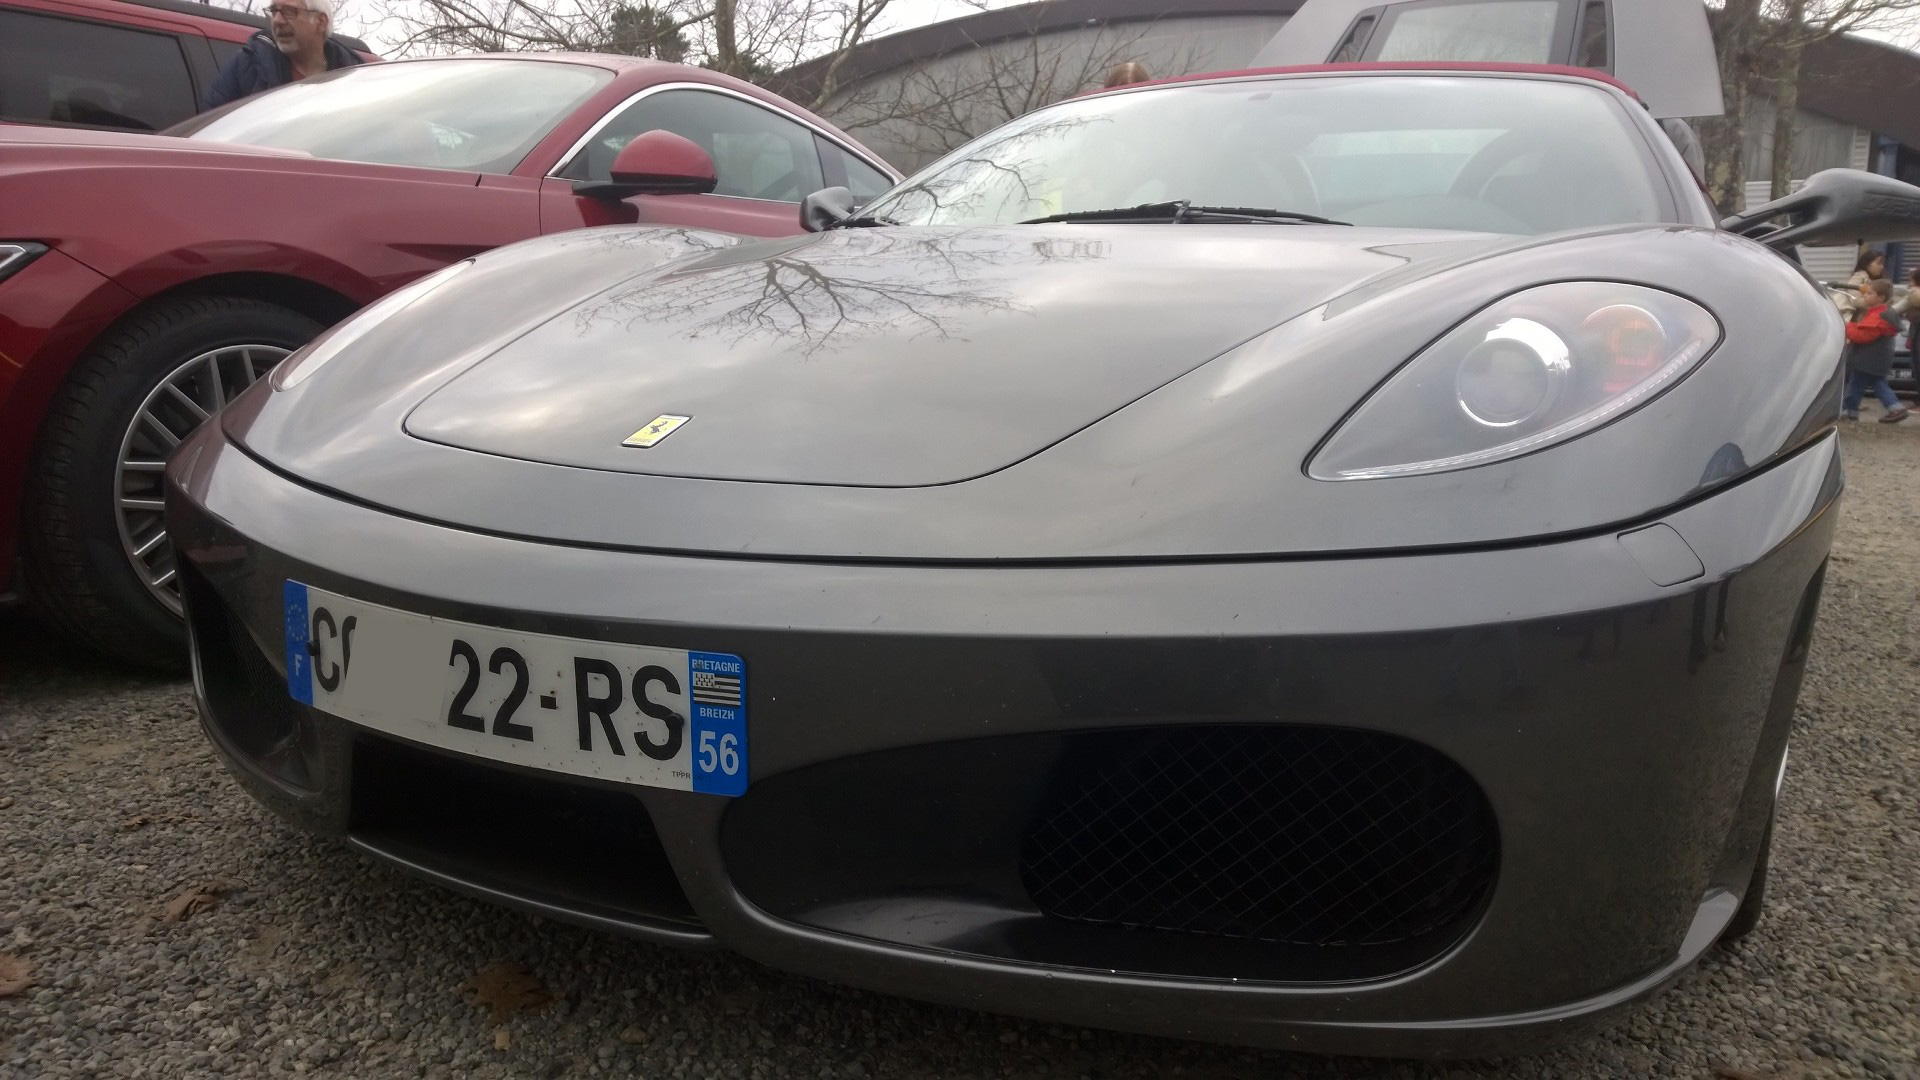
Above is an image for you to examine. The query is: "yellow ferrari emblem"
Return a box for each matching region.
[623,414,691,448]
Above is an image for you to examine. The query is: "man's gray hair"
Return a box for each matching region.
[299,0,333,19]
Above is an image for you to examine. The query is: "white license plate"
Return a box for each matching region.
[281,581,747,796]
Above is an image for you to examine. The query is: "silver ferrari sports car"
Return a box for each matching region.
[167,1,1920,1058]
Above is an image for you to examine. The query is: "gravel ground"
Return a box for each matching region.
[2,420,1917,1080]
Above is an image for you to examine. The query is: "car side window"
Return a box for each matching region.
[209,39,244,70]
[561,88,826,203]
[818,139,893,204]
[0,9,197,131]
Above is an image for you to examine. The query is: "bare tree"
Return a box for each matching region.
[1764,0,1920,200]
[823,15,1198,165]
[802,0,893,108]
[1697,0,1766,214]
[719,0,898,83]
[365,0,707,56]
[1698,0,1920,215]
[365,0,897,85]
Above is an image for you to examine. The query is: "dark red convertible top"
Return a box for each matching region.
[1088,62,1645,103]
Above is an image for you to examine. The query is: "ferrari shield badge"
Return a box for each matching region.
[623,414,690,448]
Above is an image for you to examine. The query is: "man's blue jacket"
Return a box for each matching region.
[204,31,364,110]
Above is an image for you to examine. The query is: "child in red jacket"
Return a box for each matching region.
[1842,278,1909,423]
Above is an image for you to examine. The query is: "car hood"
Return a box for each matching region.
[400,225,1453,487]
[226,222,1838,560]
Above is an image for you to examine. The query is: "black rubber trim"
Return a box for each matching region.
[346,834,716,947]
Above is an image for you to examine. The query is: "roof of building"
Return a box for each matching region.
[1800,31,1920,151]
[770,0,1306,102]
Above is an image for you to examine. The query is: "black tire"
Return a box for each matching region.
[24,295,322,670]
[1720,815,1773,942]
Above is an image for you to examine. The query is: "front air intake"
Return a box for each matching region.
[1019,725,1497,947]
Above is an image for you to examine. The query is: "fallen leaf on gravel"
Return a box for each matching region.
[461,962,552,1024]
[122,815,149,828]
[493,1029,511,1051]
[0,953,32,997]
[1713,1068,1785,1080]
[163,889,219,922]
[617,1025,649,1046]
[162,878,244,922]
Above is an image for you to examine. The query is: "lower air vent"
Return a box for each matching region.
[1020,725,1497,947]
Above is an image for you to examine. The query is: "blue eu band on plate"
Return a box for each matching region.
[281,580,748,796]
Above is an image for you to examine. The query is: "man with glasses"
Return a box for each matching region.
[203,0,364,110]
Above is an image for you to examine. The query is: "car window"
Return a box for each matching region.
[819,139,894,203]
[561,89,826,203]
[1368,0,1562,64]
[1329,15,1379,63]
[176,59,613,174]
[0,9,197,131]
[1573,0,1610,68]
[209,39,243,70]
[865,76,1667,236]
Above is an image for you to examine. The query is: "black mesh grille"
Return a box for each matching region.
[1020,726,1497,947]
[227,610,290,704]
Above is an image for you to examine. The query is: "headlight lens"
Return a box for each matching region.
[271,260,474,390]
[1453,317,1570,428]
[1309,283,1720,481]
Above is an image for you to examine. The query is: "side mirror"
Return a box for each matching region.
[1722,168,1920,252]
[800,186,856,232]
[574,130,717,201]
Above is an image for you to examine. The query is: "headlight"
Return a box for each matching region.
[0,242,49,285]
[1309,283,1720,481]
[271,260,474,390]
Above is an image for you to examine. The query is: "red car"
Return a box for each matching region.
[0,54,898,666]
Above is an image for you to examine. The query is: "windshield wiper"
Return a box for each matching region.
[1019,200,1350,226]
[826,212,899,229]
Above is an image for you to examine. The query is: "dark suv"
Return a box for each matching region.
[0,0,372,133]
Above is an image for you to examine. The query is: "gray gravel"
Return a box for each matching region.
[2,419,1917,1080]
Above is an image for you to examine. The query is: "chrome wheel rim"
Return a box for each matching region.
[116,344,290,615]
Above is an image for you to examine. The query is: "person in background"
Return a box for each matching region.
[1104,62,1152,89]
[1836,249,1889,319]
[203,0,363,110]
[1850,249,1889,288]
[1841,277,1909,424]
[1895,266,1919,322]
[1901,268,1920,370]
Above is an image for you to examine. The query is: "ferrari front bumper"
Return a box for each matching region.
[164,424,1840,1058]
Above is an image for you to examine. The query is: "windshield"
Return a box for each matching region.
[863,76,1668,236]
[172,60,613,174]
[1371,1,1563,63]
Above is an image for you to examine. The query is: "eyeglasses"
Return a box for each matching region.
[265,4,317,17]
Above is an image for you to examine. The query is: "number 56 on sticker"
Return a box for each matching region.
[688,651,747,796]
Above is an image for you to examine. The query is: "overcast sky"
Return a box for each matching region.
[323,0,1919,60]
